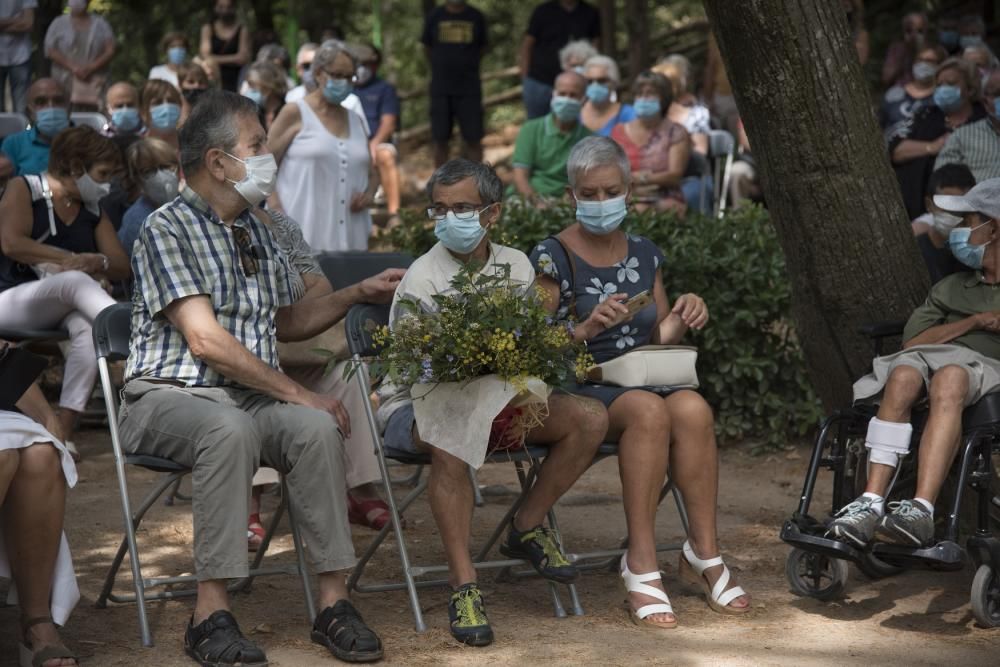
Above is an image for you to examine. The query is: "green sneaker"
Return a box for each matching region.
[500,524,578,583]
[448,583,493,647]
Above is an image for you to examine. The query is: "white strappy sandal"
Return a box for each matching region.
[679,540,750,615]
[620,553,677,630]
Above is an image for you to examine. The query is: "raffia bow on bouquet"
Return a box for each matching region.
[371,263,592,469]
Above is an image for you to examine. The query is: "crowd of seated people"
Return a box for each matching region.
[0,1,998,664]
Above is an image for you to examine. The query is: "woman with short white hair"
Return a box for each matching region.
[559,39,598,74]
[580,54,636,136]
[530,136,751,631]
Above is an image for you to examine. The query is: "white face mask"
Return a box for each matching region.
[143,168,180,206]
[76,171,111,215]
[223,151,278,206]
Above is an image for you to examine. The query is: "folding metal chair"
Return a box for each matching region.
[343,303,586,631]
[708,129,736,219]
[70,111,108,132]
[0,111,28,139]
[91,303,316,647]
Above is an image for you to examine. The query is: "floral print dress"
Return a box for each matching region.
[530,233,668,407]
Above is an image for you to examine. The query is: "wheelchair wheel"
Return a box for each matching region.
[971,564,1000,628]
[785,548,848,600]
[856,551,906,579]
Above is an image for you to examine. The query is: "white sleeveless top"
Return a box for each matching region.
[276,99,372,252]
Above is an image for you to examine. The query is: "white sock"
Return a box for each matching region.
[861,492,885,516]
[913,497,934,516]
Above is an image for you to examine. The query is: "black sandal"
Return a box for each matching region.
[311,599,384,663]
[19,616,78,667]
[184,610,268,667]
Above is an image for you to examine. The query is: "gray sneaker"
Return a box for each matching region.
[876,499,935,547]
[828,495,880,547]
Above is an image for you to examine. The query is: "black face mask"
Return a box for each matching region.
[183,88,207,105]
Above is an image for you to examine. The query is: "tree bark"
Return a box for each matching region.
[623,0,649,79]
[702,0,930,409]
[598,0,617,61]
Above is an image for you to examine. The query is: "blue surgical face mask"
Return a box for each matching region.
[948,221,993,268]
[572,65,586,75]
[912,61,937,82]
[167,46,187,65]
[150,102,181,130]
[244,88,264,107]
[434,208,490,254]
[322,77,352,104]
[575,194,628,235]
[586,81,610,104]
[111,107,141,133]
[35,107,69,136]
[633,96,662,119]
[960,35,983,50]
[993,98,1000,119]
[550,95,582,122]
[939,30,960,50]
[933,84,963,112]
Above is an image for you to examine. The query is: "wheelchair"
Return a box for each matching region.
[779,321,1000,628]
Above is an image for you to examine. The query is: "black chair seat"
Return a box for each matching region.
[0,327,69,342]
[384,444,551,466]
[963,392,1000,431]
[125,454,189,474]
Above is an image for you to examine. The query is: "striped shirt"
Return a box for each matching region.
[125,187,296,386]
[935,117,1000,182]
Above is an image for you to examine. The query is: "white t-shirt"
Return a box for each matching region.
[0,0,37,66]
[376,241,536,428]
[284,86,371,136]
[148,64,179,89]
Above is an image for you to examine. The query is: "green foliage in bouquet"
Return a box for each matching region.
[386,201,822,451]
[372,262,593,389]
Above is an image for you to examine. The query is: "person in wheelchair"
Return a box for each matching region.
[378,158,607,647]
[830,176,1000,550]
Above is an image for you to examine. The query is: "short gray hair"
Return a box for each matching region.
[313,39,357,74]
[425,159,503,205]
[566,136,631,189]
[583,54,621,86]
[661,54,691,87]
[559,39,598,70]
[178,90,259,175]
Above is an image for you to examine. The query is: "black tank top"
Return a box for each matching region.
[211,23,243,92]
[0,176,101,292]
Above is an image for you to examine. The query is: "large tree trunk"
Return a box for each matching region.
[598,0,617,61]
[702,0,930,409]
[623,0,649,79]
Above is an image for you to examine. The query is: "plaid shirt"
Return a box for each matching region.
[125,187,295,386]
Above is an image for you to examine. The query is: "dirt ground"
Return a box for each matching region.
[2,429,998,667]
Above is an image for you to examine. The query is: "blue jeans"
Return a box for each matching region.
[681,174,715,215]
[0,61,32,114]
[522,76,553,120]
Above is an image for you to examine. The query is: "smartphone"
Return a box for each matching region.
[624,290,652,316]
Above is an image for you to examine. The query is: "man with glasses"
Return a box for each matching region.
[377,158,606,646]
[120,90,384,666]
[936,71,1000,182]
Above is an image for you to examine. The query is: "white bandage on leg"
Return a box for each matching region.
[864,417,913,467]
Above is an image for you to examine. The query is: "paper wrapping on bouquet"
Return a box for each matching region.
[411,375,551,469]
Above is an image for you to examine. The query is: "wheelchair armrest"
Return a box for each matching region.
[858,320,906,340]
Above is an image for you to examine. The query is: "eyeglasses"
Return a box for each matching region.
[232,226,259,277]
[426,203,493,221]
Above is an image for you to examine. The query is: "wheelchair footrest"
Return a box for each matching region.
[870,540,964,570]
[780,519,864,563]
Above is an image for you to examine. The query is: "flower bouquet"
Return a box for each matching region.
[371,262,591,468]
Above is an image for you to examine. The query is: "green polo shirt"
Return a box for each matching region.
[903,271,1000,359]
[511,114,591,197]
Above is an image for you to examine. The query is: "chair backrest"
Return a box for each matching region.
[71,112,108,132]
[318,251,414,291]
[707,129,735,158]
[92,302,133,361]
[0,112,28,139]
[345,303,390,357]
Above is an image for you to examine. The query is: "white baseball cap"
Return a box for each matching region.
[934,177,1000,220]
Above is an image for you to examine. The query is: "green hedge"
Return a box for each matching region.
[385,201,823,450]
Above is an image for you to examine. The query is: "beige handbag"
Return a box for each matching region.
[587,345,699,388]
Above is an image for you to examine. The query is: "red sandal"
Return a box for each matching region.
[348,495,402,531]
[247,513,266,552]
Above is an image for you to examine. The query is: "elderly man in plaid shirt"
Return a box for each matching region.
[119,90,392,666]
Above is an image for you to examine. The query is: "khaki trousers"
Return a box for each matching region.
[119,379,355,581]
